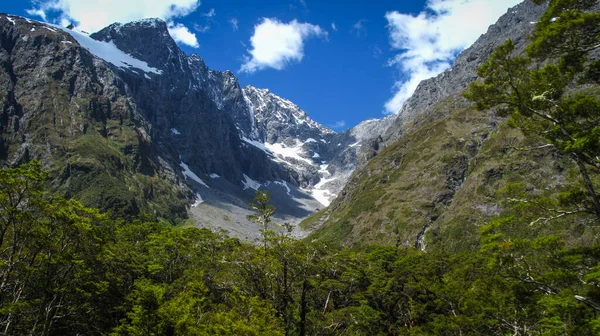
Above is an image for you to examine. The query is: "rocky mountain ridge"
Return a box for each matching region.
[382,1,548,143]
[0,14,393,240]
[305,0,585,250]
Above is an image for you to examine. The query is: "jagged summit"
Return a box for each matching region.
[90,17,183,71]
[0,13,382,240]
[243,85,334,142]
[95,18,168,34]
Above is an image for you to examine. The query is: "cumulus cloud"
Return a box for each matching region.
[27,0,201,47]
[169,22,200,47]
[383,0,522,114]
[240,18,327,74]
[331,22,337,31]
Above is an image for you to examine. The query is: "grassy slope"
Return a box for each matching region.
[307,91,598,251]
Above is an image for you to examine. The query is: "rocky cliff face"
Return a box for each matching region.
[382,1,548,142]
[0,16,192,220]
[0,13,390,240]
[306,0,587,249]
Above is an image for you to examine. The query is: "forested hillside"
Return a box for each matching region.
[1,162,599,335]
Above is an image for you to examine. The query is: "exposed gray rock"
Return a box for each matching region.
[0,0,547,239]
[383,0,548,142]
[0,13,381,237]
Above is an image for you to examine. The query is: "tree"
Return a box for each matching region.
[464,0,600,220]
[248,191,276,244]
[0,162,112,335]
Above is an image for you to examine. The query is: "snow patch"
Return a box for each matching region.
[209,173,220,179]
[349,142,361,148]
[266,141,313,165]
[56,26,162,74]
[6,17,15,25]
[311,164,338,206]
[320,139,327,144]
[304,138,317,143]
[192,193,204,207]
[313,152,320,158]
[180,161,210,188]
[30,28,36,32]
[242,174,261,191]
[144,73,151,80]
[171,128,181,135]
[242,137,272,154]
[311,187,335,207]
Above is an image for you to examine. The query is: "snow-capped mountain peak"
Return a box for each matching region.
[243,85,334,140]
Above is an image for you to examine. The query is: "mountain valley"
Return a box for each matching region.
[1,0,600,333]
[0,14,396,240]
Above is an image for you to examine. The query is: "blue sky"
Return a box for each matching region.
[2,0,522,131]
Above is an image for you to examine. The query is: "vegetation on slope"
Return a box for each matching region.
[0,23,188,223]
[1,162,600,335]
[308,0,600,253]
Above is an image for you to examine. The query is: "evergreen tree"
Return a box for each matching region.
[465,0,600,220]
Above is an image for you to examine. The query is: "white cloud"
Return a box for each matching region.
[330,120,346,129]
[26,8,47,21]
[352,19,366,36]
[384,0,522,114]
[27,0,200,47]
[203,8,216,17]
[230,18,239,31]
[240,18,327,73]
[168,22,200,48]
[331,22,337,31]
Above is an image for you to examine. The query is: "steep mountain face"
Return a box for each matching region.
[0,14,392,240]
[306,0,593,250]
[0,16,191,221]
[239,86,396,207]
[383,1,548,142]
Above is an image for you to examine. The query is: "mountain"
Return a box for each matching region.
[304,0,597,250]
[0,14,394,240]
[1,0,560,246]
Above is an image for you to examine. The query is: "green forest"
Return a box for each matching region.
[1,161,599,335]
[1,0,600,334]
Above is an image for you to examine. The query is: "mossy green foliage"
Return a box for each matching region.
[299,207,328,231]
[1,162,599,335]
